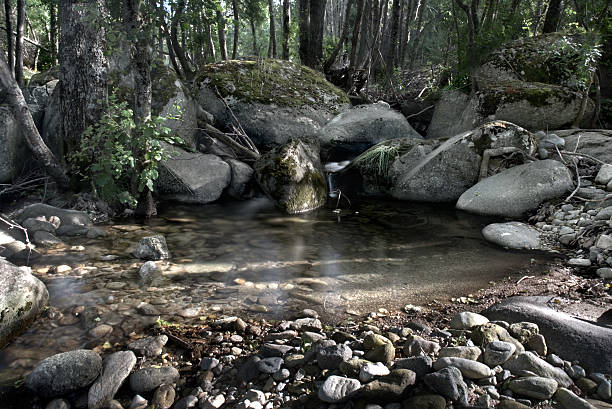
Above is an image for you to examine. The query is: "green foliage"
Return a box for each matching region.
[552,34,601,90]
[69,94,184,208]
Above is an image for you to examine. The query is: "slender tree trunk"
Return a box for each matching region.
[268,0,277,58]
[323,0,354,71]
[0,47,68,188]
[542,0,562,33]
[171,0,194,78]
[282,0,290,59]
[250,19,259,56]
[203,10,216,61]
[349,0,364,71]
[4,0,13,75]
[216,9,228,60]
[58,0,108,150]
[385,0,401,73]
[531,0,544,34]
[232,0,239,59]
[298,0,310,64]
[14,0,23,86]
[49,0,58,64]
[455,0,479,93]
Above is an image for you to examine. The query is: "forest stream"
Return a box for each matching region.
[0,197,553,383]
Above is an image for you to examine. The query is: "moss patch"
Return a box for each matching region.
[196,59,349,108]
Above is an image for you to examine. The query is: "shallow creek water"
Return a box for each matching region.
[0,198,550,381]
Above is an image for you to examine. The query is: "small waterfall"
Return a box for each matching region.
[324,161,351,199]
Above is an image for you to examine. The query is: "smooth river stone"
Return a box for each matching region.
[26,350,102,397]
[508,376,558,399]
[129,366,180,393]
[318,376,361,403]
[433,357,494,379]
[88,351,137,409]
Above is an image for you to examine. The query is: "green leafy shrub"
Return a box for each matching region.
[70,94,184,208]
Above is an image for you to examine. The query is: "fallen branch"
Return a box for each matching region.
[0,215,31,247]
[405,105,434,120]
[479,147,536,181]
[559,150,606,165]
[565,159,581,202]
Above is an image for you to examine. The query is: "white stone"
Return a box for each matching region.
[596,234,612,250]
[595,164,612,185]
[359,362,390,382]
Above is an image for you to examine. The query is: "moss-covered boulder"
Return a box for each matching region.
[338,121,537,202]
[428,83,594,138]
[195,59,350,151]
[254,139,327,214]
[429,33,598,138]
[476,33,597,89]
[0,259,49,348]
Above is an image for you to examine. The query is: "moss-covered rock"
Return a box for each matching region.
[195,59,350,151]
[339,121,537,203]
[476,33,598,90]
[254,139,327,214]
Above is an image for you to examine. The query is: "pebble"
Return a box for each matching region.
[318,376,361,403]
[129,366,180,393]
[257,357,284,374]
[359,362,390,382]
[485,341,516,366]
[128,335,168,357]
[449,311,489,329]
[568,258,592,267]
[508,376,558,399]
[424,367,469,406]
[88,351,136,409]
[433,357,494,379]
[317,344,352,370]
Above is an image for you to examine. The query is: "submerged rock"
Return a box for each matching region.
[254,139,327,214]
[0,259,49,348]
[133,235,170,260]
[457,159,573,217]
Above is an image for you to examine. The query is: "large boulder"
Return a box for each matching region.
[0,107,27,184]
[428,34,598,138]
[484,296,612,374]
[0,259,49,348]
[428,85,594,139]
[195,59,349,151]
[157,147,231,204]
[319,101,422,160]
[456,159,573,217]
[254,139,327,214]
[338,121,537,202]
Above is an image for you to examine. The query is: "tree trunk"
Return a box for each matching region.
[4,0,13,75]
[14,0,23,86]
[323,0,353,72]
[58,0,108,150]
[232,0,239,59]
[125,0,155,217]
[455,0,479,93]
[250,18,258,56]
[217,9,228,60]
[531,0,544,34]
[308,0,327,67]
[171,0,194,78]
[282,0,290,59]
[298,0,309,64]
[0,47,69,189]
[268,0,277,58]
[349,0,364,71]
[542,0,562,33]
[386,0,401,70]
[203,9,216,61]
[49,0,57,64]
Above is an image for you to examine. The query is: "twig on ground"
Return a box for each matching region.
[405,105,435,119]
[516,275,535,285]
[565,159,582,202]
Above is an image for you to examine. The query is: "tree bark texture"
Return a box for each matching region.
[171,0,194,78]
[0,47,69,189]
[4,0,13,75]
[298,0,309,64]
[282,0,290,59]
[250,18,259,56]
[58,0,108,148]
[268,0,277,58]
[308,0,327,67]
[124,0,151,123]
[49,0,58,64]
[14,0,23,85]
[232,0,239,59]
